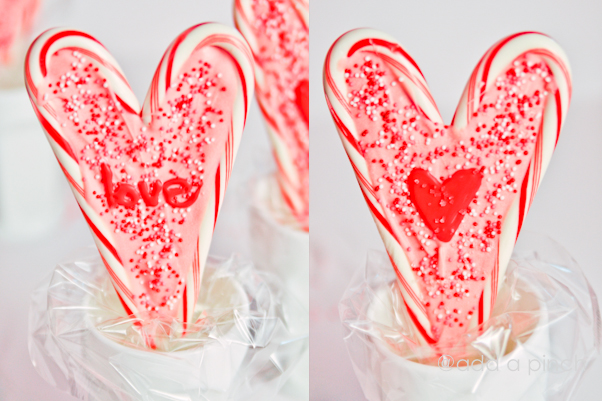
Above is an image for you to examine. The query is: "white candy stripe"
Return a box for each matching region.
[324,29,571,340]
[26,24,254,325]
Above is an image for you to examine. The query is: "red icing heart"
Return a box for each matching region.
[25,25,254,326]
[407,168,483,242]
[295,79,309,126]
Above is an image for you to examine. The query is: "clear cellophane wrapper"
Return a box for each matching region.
[28,247,309,401]
[339,232,600,401]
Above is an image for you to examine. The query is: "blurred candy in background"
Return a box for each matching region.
[0,0,41,85]
[0,0,66,240]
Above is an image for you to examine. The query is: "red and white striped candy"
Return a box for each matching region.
[26,24,254,327]
[324,30,571,346]
[234,0,309,231]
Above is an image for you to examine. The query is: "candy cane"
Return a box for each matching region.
[324,29,571,345]
[234,0,309,231]
[26,23,254,331]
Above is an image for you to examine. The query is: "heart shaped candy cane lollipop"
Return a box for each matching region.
[324,30,571,345]
[234,0,309,231]
[26,24,254,326]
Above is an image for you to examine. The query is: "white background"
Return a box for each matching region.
[310,0,602,400]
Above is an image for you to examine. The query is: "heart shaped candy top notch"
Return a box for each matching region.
[324,30,571,345]
[26,24,254,325]
[234,0,309,231]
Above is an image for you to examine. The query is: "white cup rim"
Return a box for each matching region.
[367,281,549,371]
[84,271,251,356]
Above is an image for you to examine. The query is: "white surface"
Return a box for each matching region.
[310,1,602,400]
[0,1,301,400]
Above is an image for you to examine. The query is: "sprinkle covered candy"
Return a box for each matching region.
[324,30,571,346]
[26,24,255,328]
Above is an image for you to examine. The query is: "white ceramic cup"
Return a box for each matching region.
[248,175,309,399]
[82,273,250,400]
[0,86,65,240]
[248,175,309,306]
[365,284,549,401]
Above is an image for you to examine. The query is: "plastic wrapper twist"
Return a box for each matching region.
[339,232,600,401]
[29,247,308,401]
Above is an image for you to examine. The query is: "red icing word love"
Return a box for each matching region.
[407,168,483,242]
[100,164,201,210]
[295,79,309,126]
